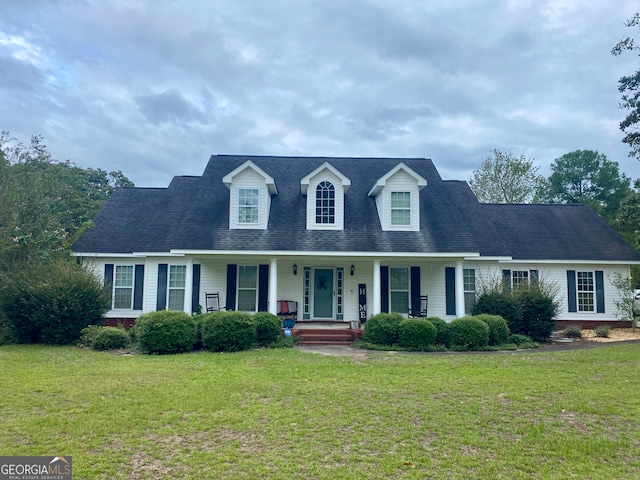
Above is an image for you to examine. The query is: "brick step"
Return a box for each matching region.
[292,328,358,345]
[298,340,354,346]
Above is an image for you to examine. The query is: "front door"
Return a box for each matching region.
[313,268,334,319]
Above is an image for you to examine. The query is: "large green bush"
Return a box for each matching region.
[361,313,403,345]
[201,311,257,352]
[473,314,510,346]
[1,261,110,345]
[398,319,436,350]
[135,311,197,354]
[472,290,523,333]
[91,326,129,351]
[518,290,559,342]
[253,312,282,347]
[449,317,489,351]
[426,317,450,346]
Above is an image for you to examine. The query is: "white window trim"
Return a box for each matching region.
[113,265,135,310]
[237,265,258,312]
[167,265,187,311]
[389,267,410,314]
[577,271,595,312]
[463,268,476,316]
[238,188,260,225]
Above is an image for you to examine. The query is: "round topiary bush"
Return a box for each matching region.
[398,318,437,350]
[449,317,490,350]
[361,313,403,345]
[426,317,450,346]
[135,310,197,354]
[91,326,129,351]
[473,314,510,346]
[472,290,523,335]
[253,312,282,346]
[201,311,257,352]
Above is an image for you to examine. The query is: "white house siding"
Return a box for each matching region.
[374,170,421,231]
[229,168,271,230]
[82,255,632,326]
[304,169,346,230]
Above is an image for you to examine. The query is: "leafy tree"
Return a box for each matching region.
[469,149,545,203]
[544,150,631,222]
[612,13,640,160]
[0,131,133,269]
[616,179,640,286]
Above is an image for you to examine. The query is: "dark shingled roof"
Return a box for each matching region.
[72,155,640,262]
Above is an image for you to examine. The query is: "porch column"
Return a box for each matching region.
[184,258,194,314]
[269,258,278,315]
[455,261,465,318]
[372,259,381,315]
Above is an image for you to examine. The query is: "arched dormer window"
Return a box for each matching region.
[316,181,335,224]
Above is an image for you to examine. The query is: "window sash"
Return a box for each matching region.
[238,188,259,224]
[315,181,335,224]
[577,271,595,312]
[168,265,186,311]
[463,268,476,315]
[237,265,258,312]
[512,270,529,289]
[390,267,409,313]
[113,265,134,309]
[391,192,411,225]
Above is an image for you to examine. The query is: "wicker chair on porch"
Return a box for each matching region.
[205,292,226,312]
[408,295,428,318]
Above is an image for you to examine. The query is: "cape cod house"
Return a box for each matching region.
[72,155,640,330]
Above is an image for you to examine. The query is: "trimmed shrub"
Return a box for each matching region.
[426,317,450,347]
[517,290,559,342]
[253,312,282,346]
[398,318,437,350]
[472,291,523,333]
[78,325,104,347]
[595,325,611,338]
[1,261,110,345]
[135,311,197,354]
[91,327,129,351]
[563,325,583,338]
[201,311,257,352]
[361,313,403,346]
[508,333,534,346]
[449,317,489,351]
[474,314,510,346]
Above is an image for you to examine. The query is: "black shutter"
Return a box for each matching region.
[380,266,389,313]
[410,266,421,315]
[104,264,114,290]
[595,270,605,313]
[133,265,144,310]
[226,264,237,311]
[258,264,269,312]
[445,267,456,316]
[530,269,539,286]
[502,269,512,291]
[191,264,201,313]
[567,270,577,313]
[156,264,168,310]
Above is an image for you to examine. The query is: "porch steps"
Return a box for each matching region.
[292,327,362,346]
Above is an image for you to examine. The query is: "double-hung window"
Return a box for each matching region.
[391,192,411,226]
[238,188,259,224]
[113,266,134,309]
[463,268,476,315]
[168,265,186,311]
[390,267,409,314]
[512,270,529,290]
[237,265,258,312]
[577,271,595,312]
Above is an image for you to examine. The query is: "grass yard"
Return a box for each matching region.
[1,345,640,479]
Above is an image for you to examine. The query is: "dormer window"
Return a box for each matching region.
[223,161,277,230]
[391,192,411,226]
[239,188,259,224]
[316,181,335,224]
[301,162,351,230]
[369,162,427,231]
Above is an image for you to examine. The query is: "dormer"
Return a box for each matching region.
[223,161,277,229]
[368,162,427,231]
[301,162,351,230]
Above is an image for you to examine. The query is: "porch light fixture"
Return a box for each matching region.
[350,264,355,275]
[293,264,298,275]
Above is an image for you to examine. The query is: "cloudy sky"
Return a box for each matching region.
[0,0,638,187]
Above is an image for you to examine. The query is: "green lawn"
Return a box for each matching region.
[1,344,639,479]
